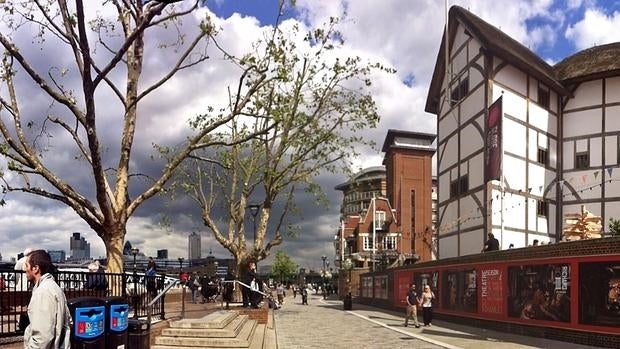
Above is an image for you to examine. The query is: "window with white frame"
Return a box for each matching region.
[383,236,397,250]
[363,236,374,251]
[375,210,386,227]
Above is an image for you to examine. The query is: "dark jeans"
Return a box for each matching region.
[422,306,433,325]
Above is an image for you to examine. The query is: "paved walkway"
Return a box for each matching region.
[275,293,600,349]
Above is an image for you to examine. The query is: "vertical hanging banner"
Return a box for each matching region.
[485,96,503,182]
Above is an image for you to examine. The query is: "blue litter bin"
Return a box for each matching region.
[104,297,128,349]
[68,297,106,349]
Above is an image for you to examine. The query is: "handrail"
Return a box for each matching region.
[220,280,269,310]
[147,279,179,324]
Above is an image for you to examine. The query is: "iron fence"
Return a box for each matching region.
[0,268,167,338]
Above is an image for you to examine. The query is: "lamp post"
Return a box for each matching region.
[178,257,185,318]
[247,203,261,239]
[321,255,327,298]
[131,248,139,318]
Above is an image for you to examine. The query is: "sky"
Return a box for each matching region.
[1,0,620,271]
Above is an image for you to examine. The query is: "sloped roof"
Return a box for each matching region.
[425,6,569,114]
[554,42,620,83]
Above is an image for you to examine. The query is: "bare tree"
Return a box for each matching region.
[0,1,265,273]
[173,16,393,274]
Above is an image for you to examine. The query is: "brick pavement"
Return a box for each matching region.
[275,293,601,349]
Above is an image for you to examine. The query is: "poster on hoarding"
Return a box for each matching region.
[396,272,413,307]
[480,268,503,315]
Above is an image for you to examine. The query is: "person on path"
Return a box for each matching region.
[404,283,421,328]
[301,284,309,305]
[23,249,71,349]
[276,283,285,305]
[482,233,500,252]
[420,285,435,326]
[223,268,235,309]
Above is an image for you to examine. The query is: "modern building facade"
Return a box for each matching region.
[157,249,169,259]
[426,6,620,259]
[48,250,66,263]
[335,131,437,269]
[69,232,90,260]
[188,231,201,260]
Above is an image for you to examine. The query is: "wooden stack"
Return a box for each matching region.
[563,205,602,240]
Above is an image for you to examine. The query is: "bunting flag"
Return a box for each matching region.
[594,171,599,179]
[582,175,587,184]
[569,177,574,183]
[538,185,543,193]
[608,167,614,177]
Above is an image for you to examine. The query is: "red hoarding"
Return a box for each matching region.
[480,267,503,315]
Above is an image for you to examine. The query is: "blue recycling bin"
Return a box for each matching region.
[68,297,106,349]
[104,297,128,349]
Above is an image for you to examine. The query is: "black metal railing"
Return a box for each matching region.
[0,268,167,338]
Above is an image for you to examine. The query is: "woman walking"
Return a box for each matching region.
[420,285,435,326]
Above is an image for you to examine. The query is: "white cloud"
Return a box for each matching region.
[565,8,620,50]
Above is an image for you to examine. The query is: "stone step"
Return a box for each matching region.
[262,324,276,349]
[153,318,257,348]
[248,324,265,349]
[169,310,238,329]
[161,314,248,338]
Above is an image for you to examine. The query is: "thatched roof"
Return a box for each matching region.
[554,42,620,84]
[426,6,575,114]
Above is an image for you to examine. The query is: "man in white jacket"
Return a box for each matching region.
[24,250,71,349]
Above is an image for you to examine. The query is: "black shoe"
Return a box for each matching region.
[404,324,408,327]
[415,325,420,328]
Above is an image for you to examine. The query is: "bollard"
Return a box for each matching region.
[104,297,129,349]
[343,293,352,310]
[68,297,106,349]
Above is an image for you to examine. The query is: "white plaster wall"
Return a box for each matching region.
[439,201,458,235]
[527,198,537,231]
[441,134,459,170]
[452,25,469,57]
[549,138,557,169]
[605,105,620,132]
[563,140,574,169]
[528,129,538,161]
[530,102,557,135]
[528,163,546,195]
[470,58,484,87]
[503,194,526,230]
[503,118,526,157]
[452,45,468,76]
[564,109,602,138]
[493,84,527,121]
[548,204,556,238]
[565,79,602,110]
[469,153,484,189]
[607,77,620,104]
[439,112,458,141]
[439,172,451,202]
[536,215,548,234]
[461,84,485,120]
[460,122,483,159]
[469,39,481,60]
[576,139,588,153]
[550,90,558,114]
[493,63,527,97]
[459,191,483,230]
[590,137,602,167]
[438,235,458,259]
[605,175,620,197]
[529,77,538,101]
[503,229,526,249]
[606,135,618,166]
[460,229,484,256]
[545,169,557,198]
[489,187,502,227]
[504,155,526,192]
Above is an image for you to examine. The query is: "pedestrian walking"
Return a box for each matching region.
[420,285,435,326]
[301,284,309,305]
[23,249,71,348]
[404,283,421,328]
[276,283,285,305]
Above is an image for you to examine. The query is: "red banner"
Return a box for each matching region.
[480,268,503,315]
[485,96,502,182]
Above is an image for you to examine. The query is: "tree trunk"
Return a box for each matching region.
[105,232,125,274]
